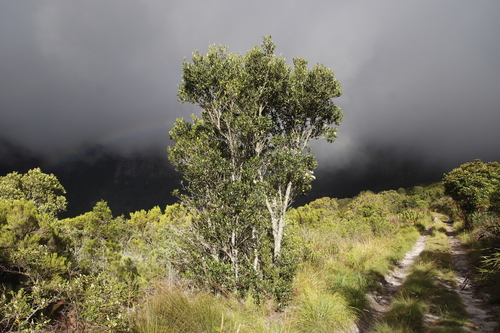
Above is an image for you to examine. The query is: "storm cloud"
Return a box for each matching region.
[1,0,499,176]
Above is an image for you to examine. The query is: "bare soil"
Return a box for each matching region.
[444,218,500,332]
[351,227,431,332]
[352,216,500,333]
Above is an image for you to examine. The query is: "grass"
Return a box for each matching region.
[132,212,433,332]
[371,219,470,333]
[133,283,238,333]
[133,282,293,333]
[286,217,424,331]
[457,215,500,308]
[293,220,424,331]
[292,289,354,332]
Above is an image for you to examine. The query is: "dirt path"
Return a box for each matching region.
[354,227,431,332]
[353,216,499,332]
[444,218,499,332]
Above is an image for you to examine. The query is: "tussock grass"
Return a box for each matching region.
[133,205,434,332]
[384,295,428,331]
[133,282,295,333]
[292,264,357,331]
[133,283,238,333]
[292,291,354,333]
[287,219,423,331]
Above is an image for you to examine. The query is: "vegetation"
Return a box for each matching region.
[371,217,470,332]
[0,37,497,332]
[442,159,500,229]
[0,160,497,331]
[168,36,342,300]
[0,167,66,216]
[443,160,500,312]
[0,169,187,331]
[1,166,447,331]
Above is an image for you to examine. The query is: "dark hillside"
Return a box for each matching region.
[1,140,442,217]
[48,149,181,217]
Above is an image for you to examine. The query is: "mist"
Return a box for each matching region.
[1,0,500,188]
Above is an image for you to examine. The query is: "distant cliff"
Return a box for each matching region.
[1,140,442,218]
[47,148,181,217]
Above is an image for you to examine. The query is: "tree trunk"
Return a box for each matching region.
[266,181,293,260]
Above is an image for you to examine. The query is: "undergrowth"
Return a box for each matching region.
[1,168,443,332]
[457,213,500,307]
[133,206,432,332]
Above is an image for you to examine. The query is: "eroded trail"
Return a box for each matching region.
[355,228,431,332]
[366,232,429,312]
[355,215,499,333]
[444,218,499,332]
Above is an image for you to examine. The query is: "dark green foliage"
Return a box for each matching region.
[168,36,342,301]
[442,160,500,307]
[443,159,500,229]
[0,169,187,331]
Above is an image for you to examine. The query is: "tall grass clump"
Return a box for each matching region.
[133,283,238,333]
[377,295,428,332]
[134,282,297,333]
[284,190,433,330]
[290,263,357,331]
[293,289,355,333]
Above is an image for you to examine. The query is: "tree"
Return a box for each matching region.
[168,36,342,297]
[442,159,500,228]
[0,168,66,216]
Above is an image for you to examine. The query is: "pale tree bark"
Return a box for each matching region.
[265,181,293,259]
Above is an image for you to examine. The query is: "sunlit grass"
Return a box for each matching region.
[133,282,295,333]
[133,212,432,332]
[288,217,423,332]
[372,219,469,333]
[133,283,238,333]
[292,291,354,333]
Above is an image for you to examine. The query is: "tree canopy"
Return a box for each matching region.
[442,159,500,228]
[168,36,342,299]
[0,168,66,216]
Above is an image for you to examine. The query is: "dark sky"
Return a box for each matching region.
[1,1,500,179]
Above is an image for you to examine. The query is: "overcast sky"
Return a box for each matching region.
[1,0,499,176]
